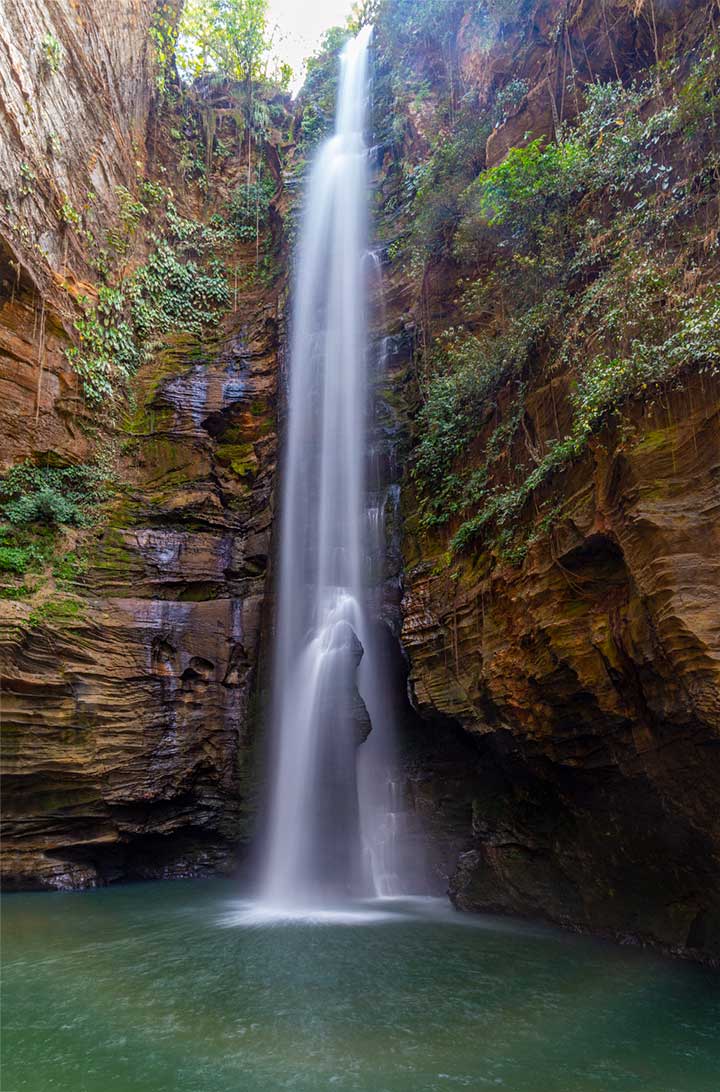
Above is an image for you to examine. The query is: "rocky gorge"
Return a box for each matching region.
[1,0,719,969]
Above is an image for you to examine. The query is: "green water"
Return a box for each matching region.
[2,881,719,1092]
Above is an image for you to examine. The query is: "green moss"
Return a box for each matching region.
[27,597,85,628]
[630,427,675,454]
[53,551,89,584]
[89,526,142,581]
[0,583,33,600]
[124,403,175,437]
[216,441,258,479]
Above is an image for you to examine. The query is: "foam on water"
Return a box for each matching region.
[215,897,505,931]
[216,900,408,929]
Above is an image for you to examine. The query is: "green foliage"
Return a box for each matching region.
[41,31,63,74]
[19,162,36,198]
[375,0,466,54]
[447,283,720,557]
[227,169,275,241]
[0,583,33,600]
[384,16,720,565]
[58,193,81,226]
[150,3,179,93]
[449,431,584,554]
[130,241,229,334]
[0,463,109,527]
[394,97,491,274]
[66,228,229,404]
[672,42,720,139]
[177,0,273,85]
[467,138,584,233]
[5,490,80,527]
[298,27,352,153]
[573,286,720,433]
[0,524,56,581]
[0,546,34,575]
[492,79,529,126]
[68,287,139,401]
[116,185,149,229]
[454,79,672,273]
[413,298,561,528]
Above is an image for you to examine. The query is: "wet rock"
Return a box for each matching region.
[318,621,372,745]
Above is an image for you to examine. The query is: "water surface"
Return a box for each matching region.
[2,880,719,1092]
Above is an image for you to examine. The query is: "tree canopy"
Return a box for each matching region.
[177,0,290,89]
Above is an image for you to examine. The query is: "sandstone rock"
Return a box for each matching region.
[0,0,284,889]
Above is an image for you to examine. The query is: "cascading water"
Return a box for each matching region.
[259,26,419,908]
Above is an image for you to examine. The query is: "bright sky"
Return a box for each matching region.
[267,0,356,93]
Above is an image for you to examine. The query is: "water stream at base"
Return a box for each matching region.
[258,25,418,910]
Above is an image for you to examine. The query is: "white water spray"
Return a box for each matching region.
[259,27,420,908]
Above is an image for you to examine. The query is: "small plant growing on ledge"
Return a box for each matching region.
[41,31,63,74]
[19,162,36,198]
[0,544,38,576]
[58,194,81,226]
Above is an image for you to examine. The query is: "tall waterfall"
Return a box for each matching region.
[259,26,415,907]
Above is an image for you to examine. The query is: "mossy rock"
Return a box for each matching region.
[631,426,675,454]
[27,596,86,629]
[124,403,175,437]
[138,437,209,489]
[89,527,144,581]
[215,441,258,479]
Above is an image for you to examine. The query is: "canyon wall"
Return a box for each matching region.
[0,0,284,887]
[373,0,720,963]
[2,0,719,969]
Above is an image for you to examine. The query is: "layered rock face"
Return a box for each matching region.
[1,309,278,888]
[0,0,161,467]
[0,0,282,887]
[402,371,720,961]
[372,0,720,962]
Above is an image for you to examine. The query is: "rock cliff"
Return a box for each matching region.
[372,0,720,963]
[0,0,284,887]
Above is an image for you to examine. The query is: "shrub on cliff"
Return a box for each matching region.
[464,138,585,237]
[408,35,720,561]
[0,463,109,528]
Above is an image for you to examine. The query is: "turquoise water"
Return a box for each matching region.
[2,880,719,1092]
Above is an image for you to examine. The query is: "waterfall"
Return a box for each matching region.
[259,26,418,908]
